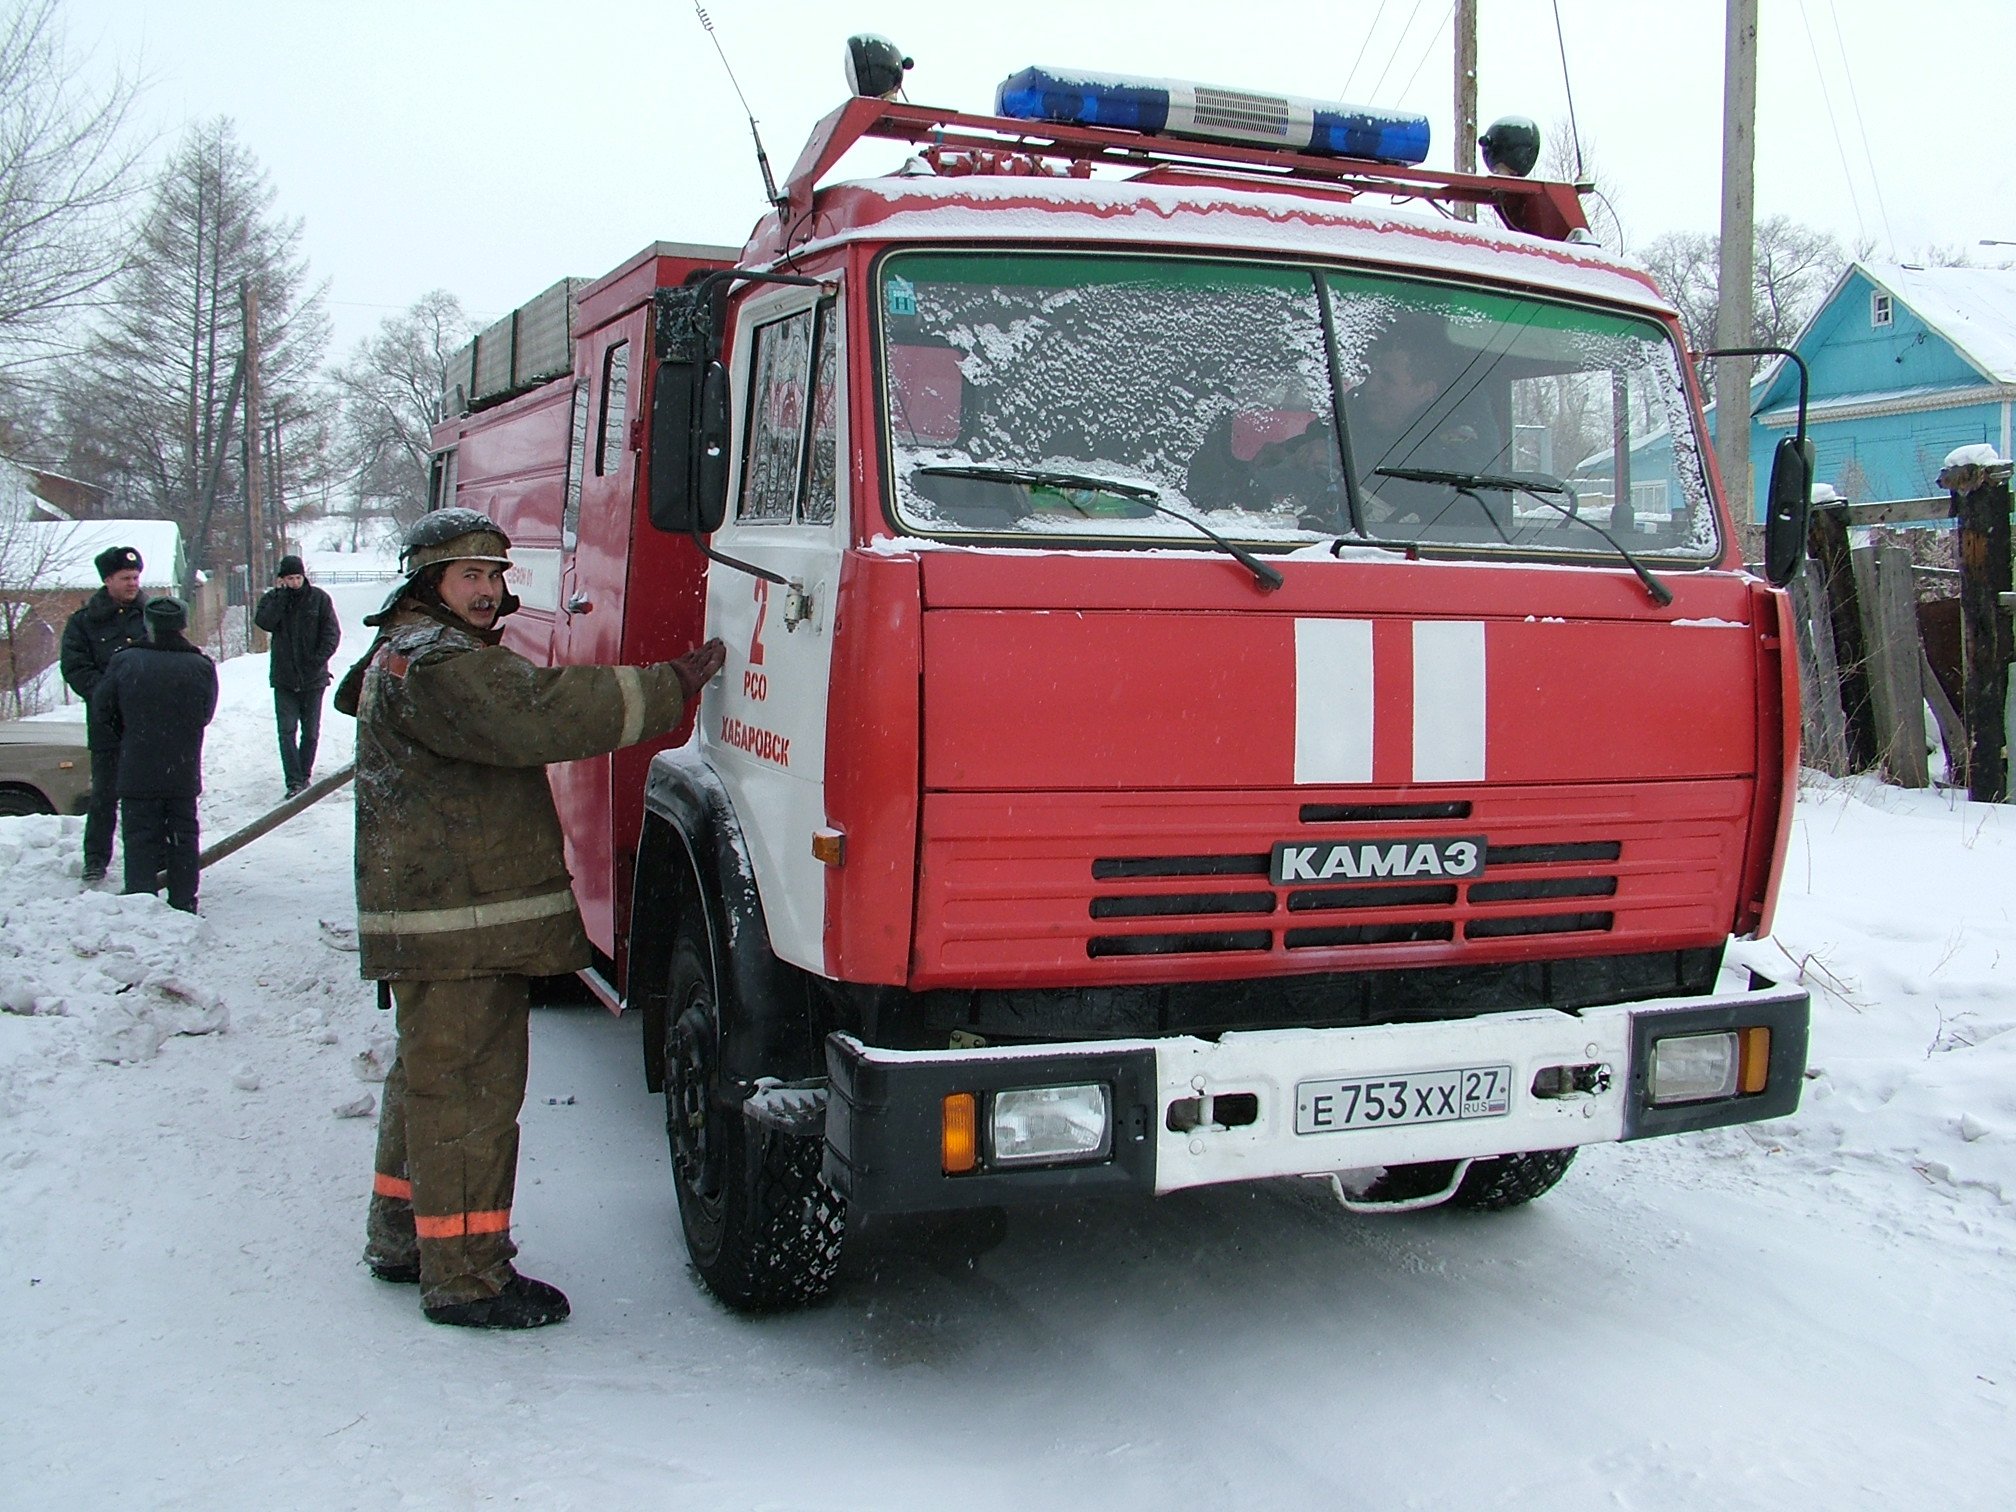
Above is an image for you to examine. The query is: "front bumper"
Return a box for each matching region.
[823,968,1808,1214]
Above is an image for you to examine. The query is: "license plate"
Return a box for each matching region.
[1269,835,1486,886]
[1295,1065,1514,1135]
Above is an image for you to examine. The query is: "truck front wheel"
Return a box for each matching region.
[663,931,845,1311]
[1447,1148,1578,1210]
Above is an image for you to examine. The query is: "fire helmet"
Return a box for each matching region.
[399,508,513,574]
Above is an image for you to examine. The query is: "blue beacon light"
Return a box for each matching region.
[995,66,1431,167]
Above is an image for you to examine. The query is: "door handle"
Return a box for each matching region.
[565,592,593,615]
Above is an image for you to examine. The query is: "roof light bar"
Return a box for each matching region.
[996,66,1431,167]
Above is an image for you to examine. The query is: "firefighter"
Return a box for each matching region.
[339,508,724,1329]
[59,545,150,882]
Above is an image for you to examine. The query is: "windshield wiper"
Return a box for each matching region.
[1373,466,1674,607]
[915,464,1284,592]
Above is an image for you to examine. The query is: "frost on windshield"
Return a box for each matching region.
[1327,271,1720,561]
[877,253,1719,564]
[883,254,1340,542]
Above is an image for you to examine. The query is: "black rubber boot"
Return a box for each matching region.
[367,1259,420,1284]
[423,1273,570,1330]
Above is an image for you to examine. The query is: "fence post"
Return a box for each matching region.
[1808,501,1878,769]
[1950,465,2013,802]
[1855,541,1928,788]
[1789,559,1849,775]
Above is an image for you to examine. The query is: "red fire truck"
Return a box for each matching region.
[430,60,1814,1310]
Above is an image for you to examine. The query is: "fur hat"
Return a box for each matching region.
[95,545,142,580]
[143,597,188,636]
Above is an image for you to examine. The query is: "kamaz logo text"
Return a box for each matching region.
[1269,836,1486,886]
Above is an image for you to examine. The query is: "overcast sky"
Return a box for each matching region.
[61,0,2016,356]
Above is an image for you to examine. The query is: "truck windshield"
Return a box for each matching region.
[877,251,1720,564]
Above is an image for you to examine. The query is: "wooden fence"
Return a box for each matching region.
[1791,458,2013,801]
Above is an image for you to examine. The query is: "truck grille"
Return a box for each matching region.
[912,781,1747,990]
[1085,834,1619,958]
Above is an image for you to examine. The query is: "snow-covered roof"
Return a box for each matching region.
[7,519,183,592]
[1863,263,2016,383]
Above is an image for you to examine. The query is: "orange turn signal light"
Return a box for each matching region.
[941,1092,977,1174]
[1738,1027,1772,1095]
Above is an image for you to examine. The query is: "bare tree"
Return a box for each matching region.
[332,289,473,533]
[70,116,328,590]
[1643,217,1849,362]
[0,1,146,366]
[1539,118,1623,251]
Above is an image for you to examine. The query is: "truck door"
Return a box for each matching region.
[705,286,846,976]
[551,315,643,953]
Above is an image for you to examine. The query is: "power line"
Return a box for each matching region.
[1397,0,1461,105]
[1366,0,1432,102]
[1338,0,1392,101]
[1826,0,1897,256]
[1794,0,1871,250]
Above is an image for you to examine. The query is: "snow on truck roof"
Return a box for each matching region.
[749,171,1675,319]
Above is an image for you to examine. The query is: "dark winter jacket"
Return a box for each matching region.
[60,590,151,749]
[254,581,341,691]
[89,635,220,798]
[348,601,690,981]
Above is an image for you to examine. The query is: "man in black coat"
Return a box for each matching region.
[90,598,219,912]
[254,553,341,796]
[59,545,149,882]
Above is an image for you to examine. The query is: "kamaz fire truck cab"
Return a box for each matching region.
[430,57,1813,1311]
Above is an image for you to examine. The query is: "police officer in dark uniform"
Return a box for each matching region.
[90,597,218,913]
[59,545,149,882]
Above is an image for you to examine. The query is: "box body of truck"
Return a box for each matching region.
[430,80,1810,1308]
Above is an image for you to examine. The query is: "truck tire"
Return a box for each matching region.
[1448,1148,1577,1210]
[0,786,54,817]
[663,930,845,1311]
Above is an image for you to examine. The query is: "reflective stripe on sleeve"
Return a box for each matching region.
[614,665,646,747]
[357,886,577,937]
[413,1209,512,1240]
[373,1172,413,1201]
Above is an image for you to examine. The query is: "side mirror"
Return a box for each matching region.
[1763,435,1814,588]
[695,360,731,534]
[645,358,732,535]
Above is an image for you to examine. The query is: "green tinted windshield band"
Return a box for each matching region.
[883,251,1314,299]
[1322,268,1661,345]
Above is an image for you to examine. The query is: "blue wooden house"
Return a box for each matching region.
[1746,262,2016,513]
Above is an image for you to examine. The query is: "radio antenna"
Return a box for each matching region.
[693,4,782,209]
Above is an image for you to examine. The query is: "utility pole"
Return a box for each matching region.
[1714,0,1758,525]
[241,279,267,649]
[1453,0,1478,220]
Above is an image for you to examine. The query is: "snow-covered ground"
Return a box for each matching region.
[3,575,2012,1509]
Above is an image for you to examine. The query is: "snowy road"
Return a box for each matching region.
[4,565,2013,1508]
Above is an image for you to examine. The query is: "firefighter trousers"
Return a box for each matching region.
[364,975,530,1308]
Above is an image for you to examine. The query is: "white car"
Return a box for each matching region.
[0,720,92,817]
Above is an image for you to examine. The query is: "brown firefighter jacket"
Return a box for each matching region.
[348,605,689,980]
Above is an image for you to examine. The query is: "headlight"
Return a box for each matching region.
[1648,1032,1739,1105]
[989,1084,1112,1167]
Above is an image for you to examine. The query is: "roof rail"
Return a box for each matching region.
[780,97,1588,242]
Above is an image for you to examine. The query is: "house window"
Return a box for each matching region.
[1871,292,1893,328]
